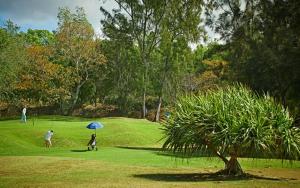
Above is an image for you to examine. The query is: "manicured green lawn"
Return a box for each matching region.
[0,116,299,187]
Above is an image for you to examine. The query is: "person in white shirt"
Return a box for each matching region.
[21,107,26,123]
[44,130,54,148]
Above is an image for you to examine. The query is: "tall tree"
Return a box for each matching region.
[100,39,141,113]
[2,19,20,36]
[206,0,300,116]
[0,21,27,104]
[101,0,204,119]
[14,45,74,107]
[55,7,106,113]
[153,0,203,121]
[101,0,168,118]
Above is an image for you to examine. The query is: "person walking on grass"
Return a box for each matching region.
[21,107,27,123]
[44,130,54,148]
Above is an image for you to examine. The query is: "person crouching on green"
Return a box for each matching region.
[44,130,54,148]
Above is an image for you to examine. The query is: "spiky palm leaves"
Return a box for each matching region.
[162,84,300,175]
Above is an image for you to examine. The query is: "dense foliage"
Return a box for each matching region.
[0,0,299,121]
[0,21,27,104]
[206,0,300,117]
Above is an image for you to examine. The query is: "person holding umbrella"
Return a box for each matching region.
[86,122,104,151]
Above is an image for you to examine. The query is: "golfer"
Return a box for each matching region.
[21,107,26,123]
[44,130,54,148]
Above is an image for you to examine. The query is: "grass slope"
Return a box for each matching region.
[0,116,162,155]
[0,116,300,187]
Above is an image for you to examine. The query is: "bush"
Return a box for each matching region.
[74,103,119,118]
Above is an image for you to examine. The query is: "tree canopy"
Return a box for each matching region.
[0,0,299,123]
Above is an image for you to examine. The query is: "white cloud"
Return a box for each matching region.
[0,0,218,43]
[0,0,116,33]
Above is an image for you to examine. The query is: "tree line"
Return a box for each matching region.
[0,0,299,121]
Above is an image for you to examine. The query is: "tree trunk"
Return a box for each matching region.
[281,85,290,108]
[142,58,148,119]
[154,56,169,122]
[218,156,244,176]
[155,96,162,122]
[69,81,85,115]
[142,91,146,118]
[60,97,63,114]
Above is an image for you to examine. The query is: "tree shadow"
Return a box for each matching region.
[133,172,284,182]
[116,146,162,152]
[156,151,213,158]
[116,146,213,158]
[48,116,87,122]
[70,149,88,152]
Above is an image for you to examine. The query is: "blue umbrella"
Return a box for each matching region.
[86,122,104,135]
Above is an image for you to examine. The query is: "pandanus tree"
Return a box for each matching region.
[162,84,300,175]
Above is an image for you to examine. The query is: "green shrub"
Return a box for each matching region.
[78,103,119,117]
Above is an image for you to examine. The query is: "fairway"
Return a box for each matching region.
[0,116,300,188]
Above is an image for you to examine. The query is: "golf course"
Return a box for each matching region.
[0,116,299,188]
[1,0,300,187]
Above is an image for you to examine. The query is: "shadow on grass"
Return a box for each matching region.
[48,116,87,122]
[116,146,162,152]
[133,172,282,182]
[70,149,88,152]
[156,151,213,158]
[0,116,19,121]
[116,146,213,158]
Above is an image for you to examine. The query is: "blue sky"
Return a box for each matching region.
[0,0,219,43]
[0,0,116,35]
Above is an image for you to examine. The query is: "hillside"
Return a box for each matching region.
[0,116,163,156]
